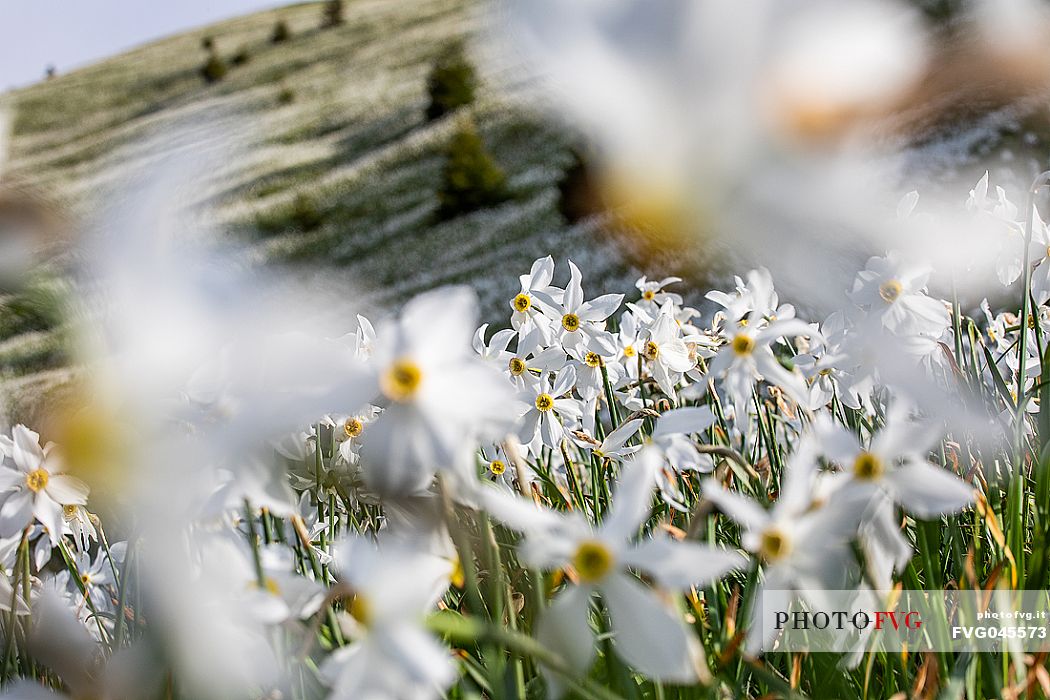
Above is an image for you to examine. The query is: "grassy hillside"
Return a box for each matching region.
[0,0,642,420]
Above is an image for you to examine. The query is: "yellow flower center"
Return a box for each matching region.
[602,172,694,247]
[248,576,282,595]
[758,527,792,562]
[878,280,903,303]
[562,313,581,332]
[450,557,465,588]
[380,358,423,402]
[584,352,602,368]
[63,504,78,518]
[51,403,127,493]
[26,468,48,493]
[642,290,655,301]
[535,393,554,412]
[513,293,532,313]
[349,594,372,627]
[343,418,364,439]
[81,573,92,586]
[489,459,506,476]
[623,345,636,358]
[572,540,614,583]
[732,334,755,356]
[508,357,526,376]
[852,451,884,480]
[643,341,660,361]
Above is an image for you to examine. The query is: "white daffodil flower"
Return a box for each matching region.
[615,308,644,382]
[62,505,97,553]
[533,260,622,355]
[677,305,706,337]
[640,301,696,398]
[702,444,866,654]
[240,545,325,624]
[0,523,56,581]
[70,549,116,612]
[572,418,643,467]
[793,312,872,412]
[472,323,517,366]
[980,299,1015,360]
[328,406,380,466]
[966,173,1029,288]
[272,427,316,463]
[354,314,376,359]
[511,256,560,343]
[142,532,282,698]
[0,534,31,616]
[634,276,683,313]
[485,462,744,689]
[706,268,794,327]
[1023,204,1050,305]
[567,345,621,402]
[203,456,297,521]
[337,314,376,362]
[360,287,517,497]
[848,253,949,337]
[645,407,718,472]
[516,366,583,449]
[323,536,455,700]
[0,426,89,545]
[818,403,974,519]
[638,406,719,510]
[479,443,516,486]
[705,310,810,425]
[856,494,913,596]
[498,324,567,389]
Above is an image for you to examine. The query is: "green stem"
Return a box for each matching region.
[243,499,266,587]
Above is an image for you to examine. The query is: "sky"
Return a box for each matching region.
[0,0,288,91]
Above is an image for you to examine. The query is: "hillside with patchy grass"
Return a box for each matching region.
[0,0,643,421]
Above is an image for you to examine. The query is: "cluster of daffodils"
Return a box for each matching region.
[0,427,107,628]
[19,174,1050,698]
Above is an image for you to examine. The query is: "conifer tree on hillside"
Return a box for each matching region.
[437,119,508,219]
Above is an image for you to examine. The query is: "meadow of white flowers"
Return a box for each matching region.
[5,168,1050,698]
[8,0,1050,697]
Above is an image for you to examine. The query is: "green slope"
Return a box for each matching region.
[0,0,641,418]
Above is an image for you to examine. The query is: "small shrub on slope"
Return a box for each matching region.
[322,0,345,28]
[425,43,477,121]
[200,53,228,84]
[231,46,252,67]
[271,20,292,44]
